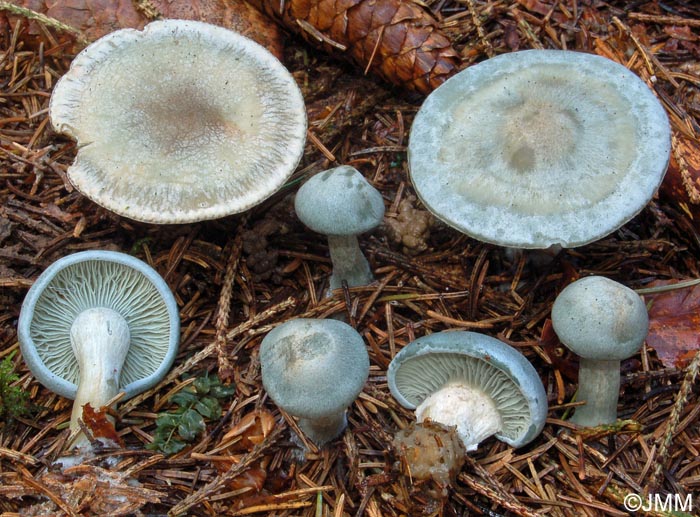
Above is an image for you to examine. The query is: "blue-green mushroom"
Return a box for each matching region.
[408,50,670,249]
[18,251,180,447]
[260,318,369,446]
[551,276,648,427]
[388,331,547,451]
[294,166,385,291]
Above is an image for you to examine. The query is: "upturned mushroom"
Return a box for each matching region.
[408,50,670,249]
[388,331,547,451]
[260,318,369,446]
[294,166,385,291]
[49,19,306,224]
[18,251,179,447]
[551,276,648,427]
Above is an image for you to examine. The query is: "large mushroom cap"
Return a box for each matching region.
[18,251,180,400]
[294,166,385,236]
[388,331,548,448]
[551,276,648,361]
[49,19,307,224]
[408,49,671,249]
[260,318,369,420]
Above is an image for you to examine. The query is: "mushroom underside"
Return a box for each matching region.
[25,259,173,399]
[392,352,532,443]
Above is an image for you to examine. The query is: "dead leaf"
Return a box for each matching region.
[663,25,698,42]
[211,409,276,492]
[659,133,700,232]
[220,409,276,451]
[516,0,568,24]
[539,318,578,382]
[645,280,700,368]
[2,0,283,58]
[82,403,123,446]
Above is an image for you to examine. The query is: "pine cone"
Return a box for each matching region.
[248,0,461,94]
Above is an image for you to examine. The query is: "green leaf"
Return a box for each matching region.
[193,375,212,394]
[178,408,205,441]
[160,438,187,455]
[194,397,221,419]
[155,413,180,429]
[149,372,233,456]
[145,440,162,451]
[170,389,199,407]
[209,383,236,399]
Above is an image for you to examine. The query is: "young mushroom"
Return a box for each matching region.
[388,331,547,451]
[49,19,306,223]
[18,251,180,447]
[260,318,369,446]
[408,50,670,249]
[551,276,648,427]
[294,166,385,291]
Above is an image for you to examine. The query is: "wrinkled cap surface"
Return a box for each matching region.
[294,166,385,235]
[18,251,180,400]
[409,49,671,248]
[260,318,369,419]
[387,331,548,448]
[551,276,648,360]
[49,19,307,223]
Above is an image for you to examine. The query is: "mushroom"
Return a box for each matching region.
[551,276,648,427]
[294,166,385,291]
[387,331,547,451]
[408,50,671,249]
[18,251,180,447]
[260,318,369,446]
[49,19,306,224]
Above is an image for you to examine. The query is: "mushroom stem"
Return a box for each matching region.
[327,234,373,291]
[571,358,620,427]
[69,307,130,447]
[415,382,502,451]
[298,412,348,446]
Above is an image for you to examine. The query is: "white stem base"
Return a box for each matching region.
[69,307,130,448]
[415,383,502,451]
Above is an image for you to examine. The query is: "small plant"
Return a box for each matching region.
[0,352,31,421]
[147,373,235,455]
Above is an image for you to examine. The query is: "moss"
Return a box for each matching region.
[0,352,31,421]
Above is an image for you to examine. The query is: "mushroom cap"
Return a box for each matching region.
[408,49,671,249]
[294,166,385,236]
[49,19,307,224]
[551,276,648,361]
[18,251,180,400]
[260,318,369,420]
[387,331,547,448]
